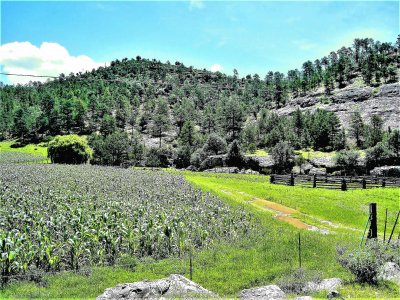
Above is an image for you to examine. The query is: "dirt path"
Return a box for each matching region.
[221,189,330,233]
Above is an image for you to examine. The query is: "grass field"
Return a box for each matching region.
[0,140,48,157]
[1,168,399,299]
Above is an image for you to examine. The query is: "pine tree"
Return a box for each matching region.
[350,112,364,148]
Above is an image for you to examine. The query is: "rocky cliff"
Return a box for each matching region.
[276,83,400,130]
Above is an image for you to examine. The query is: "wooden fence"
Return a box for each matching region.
[270,174,400,190]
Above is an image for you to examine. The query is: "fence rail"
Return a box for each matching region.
[270,174,400,190]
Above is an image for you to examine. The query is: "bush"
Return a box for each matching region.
[190,148,207,168]
[146,146,174,168]
[337,240,400,284]
[226,140,245,168]
[48,135,92,164]
[174,146,191,169]
[203,134,227,155]
[335,150,360,175]
[271,141,294,174]
[365,142,394,170]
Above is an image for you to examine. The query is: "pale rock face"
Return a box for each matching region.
[378,262,400,285]
[239,284,287,300]
[275,83,400,131]
[96,274,217,300]
[302,278,342,293]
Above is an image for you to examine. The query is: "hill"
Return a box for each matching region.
[0,36,399,170]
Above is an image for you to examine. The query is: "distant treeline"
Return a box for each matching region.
[0,36,399,170]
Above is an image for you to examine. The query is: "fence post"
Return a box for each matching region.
[382,178,386,188]
[341,178,347,191]
[362,178,366,189]
[189,251,193,281]
[387,211,400,244]
[383,208,388,242]
[367,203,377,240]
[270,175,275,184]
[313,175,317,188]
[298,232,302,269]
[290,173,295,186]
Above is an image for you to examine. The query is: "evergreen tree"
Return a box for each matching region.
[350,112,364,148]
[152,98,171,148]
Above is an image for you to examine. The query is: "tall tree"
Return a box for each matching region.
[152,98,171,148]
[350,112,364,148]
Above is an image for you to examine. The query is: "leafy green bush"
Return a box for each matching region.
[48,135,92,164]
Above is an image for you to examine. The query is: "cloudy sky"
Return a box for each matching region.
[0,1,398,84]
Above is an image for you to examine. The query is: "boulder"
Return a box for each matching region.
[239,284,286,300]
[370,166,400,177]
[302,278,342,293]
[308,167,327,176]
[203,167,239,174]
[310,157,335,169]
[96,274,217,300]
[378,262,400,285]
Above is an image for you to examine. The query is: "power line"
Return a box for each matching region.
[0,72,59,79]
[0,72,130,83]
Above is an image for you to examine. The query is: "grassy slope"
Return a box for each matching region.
[1,171,399,299]
[0,141,48,157]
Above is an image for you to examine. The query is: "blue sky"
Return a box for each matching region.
[0,1,398,84]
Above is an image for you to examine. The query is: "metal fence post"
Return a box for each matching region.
[367,203,377,239]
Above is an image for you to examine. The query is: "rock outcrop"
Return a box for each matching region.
[302,278,342,293]
[276,83,400,130]
[96,274,217,300]
[370,165,400,177]
[239,284,287,300]
[378,262,400,285]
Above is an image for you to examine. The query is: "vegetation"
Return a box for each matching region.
[0,37,398,171]
[337,240,400,284]
[0,165,252,287]
[47,134,92,164]
[0,169,399,298]
[0,151,47,164]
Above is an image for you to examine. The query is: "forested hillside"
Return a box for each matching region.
[1,36,399,170]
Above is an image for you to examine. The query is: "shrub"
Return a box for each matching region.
[174,146,191,169]
[365,142,394,170]
[146,146,173,168]
[337,240,400,284]
[48,135,92,164]
[271,141,294,174]
[226,140,245,168]
[335,150,360,175]
[203,133,227,155]
[190,148,207,168]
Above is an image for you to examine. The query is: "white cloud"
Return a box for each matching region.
[189,0,204,11]
[0,41,103,84]
[210,64,222,72]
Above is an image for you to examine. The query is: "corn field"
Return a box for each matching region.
[0,164,253,286]
[0,152,47,164]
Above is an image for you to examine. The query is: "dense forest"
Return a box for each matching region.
[1,36,399,171]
